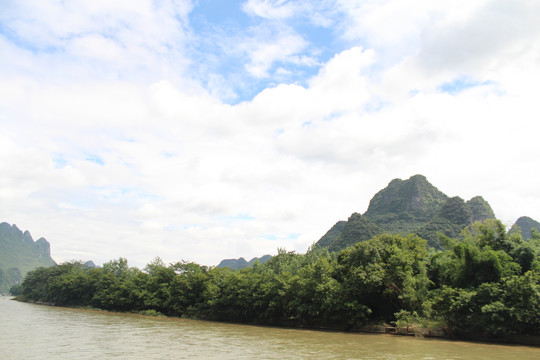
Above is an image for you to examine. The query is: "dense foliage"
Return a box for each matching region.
[17,220,540,339]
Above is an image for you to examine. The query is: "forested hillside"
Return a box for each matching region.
[0,222,56,293]
[315,175,497,251]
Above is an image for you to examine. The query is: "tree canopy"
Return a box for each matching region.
[16,220,540,340]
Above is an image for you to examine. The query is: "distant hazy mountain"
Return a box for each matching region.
[509,216,540,241]
[84,260,97,268]
[315,175,497,251]
[217,255,272,269]
[0,222,56,293]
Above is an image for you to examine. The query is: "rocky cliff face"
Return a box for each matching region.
[315,175,497,251]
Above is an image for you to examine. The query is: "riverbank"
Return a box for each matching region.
[357,323,540,347]
[4,296,540,360]
[15,296,540,347]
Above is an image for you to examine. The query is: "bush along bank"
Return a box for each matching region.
[16,220,540,343]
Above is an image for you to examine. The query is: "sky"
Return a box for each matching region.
[1,0,540,268]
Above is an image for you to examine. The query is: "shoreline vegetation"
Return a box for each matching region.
[12,220,540,346]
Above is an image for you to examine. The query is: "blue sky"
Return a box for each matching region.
[1,0,540,267]
[186,0,349,102]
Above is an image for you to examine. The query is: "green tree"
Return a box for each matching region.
[336,234,429,324]
[91,258,140,311]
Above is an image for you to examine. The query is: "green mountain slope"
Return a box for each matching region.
[509,216,540,241]
[466,196,496,222]
[316,221,347,248]
[363,174,449,234]
[327,213,382,252]
[315,175,497,252]
[0,222,56,293]
[416,196,477,248]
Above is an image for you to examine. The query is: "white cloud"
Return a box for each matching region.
[243,0,298,19]
[0,0,194,83]
[242,32,311,77]
[1,0,193,47]
[235,1,343,80]
[1,0,540,268]
[417,0,540,74]
[336,0,490,54]
[242,0,340,27]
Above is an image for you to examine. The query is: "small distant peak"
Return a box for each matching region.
[35,237,50,246]
[217,255,271,269]
[216,257,249,269]
[23,230,34,243]
[9,223,23,236]
[466,196,496,222]
[35,237,52,256]
[515,215,535,222]
[0,222,22,236]
[248,255,272,266]
[84,260,97,268]
[509,216,540,241]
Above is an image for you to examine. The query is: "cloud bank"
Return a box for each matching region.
[1,0,539,267]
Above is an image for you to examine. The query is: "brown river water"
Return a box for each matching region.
[0,296,538,359]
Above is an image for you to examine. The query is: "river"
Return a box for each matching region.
[0,297,538,359]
